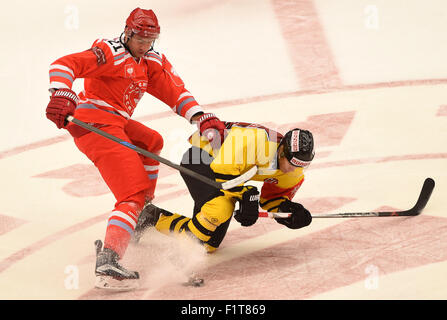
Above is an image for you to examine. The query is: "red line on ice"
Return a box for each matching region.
[271,0,343,89]
[1,78,446,160]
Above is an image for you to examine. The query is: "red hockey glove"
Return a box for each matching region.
[46,89,78,129]
[274,200,312,229]
[196,113,226,148]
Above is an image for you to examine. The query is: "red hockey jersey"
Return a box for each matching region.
[49,37,203,125]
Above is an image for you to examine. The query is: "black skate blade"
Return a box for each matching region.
[94,239,103,256]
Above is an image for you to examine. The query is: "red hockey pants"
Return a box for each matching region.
[73,119,163,257]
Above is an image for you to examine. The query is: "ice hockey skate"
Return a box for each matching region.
[94,240,140,291]
[133,203,164,243]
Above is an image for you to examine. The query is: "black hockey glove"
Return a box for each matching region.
[234,186,260,227]
[274,200,312,229]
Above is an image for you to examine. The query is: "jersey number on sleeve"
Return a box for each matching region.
[106,39,124,53]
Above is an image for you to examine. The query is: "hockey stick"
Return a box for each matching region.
[258,178,435,219]
[66,116,258,190]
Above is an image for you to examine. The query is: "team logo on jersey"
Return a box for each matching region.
[125,64,135,78]
[264,178,278,184]
[90,46,107,66]
[123,80,147,114]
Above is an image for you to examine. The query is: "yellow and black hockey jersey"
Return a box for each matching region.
[189,122,306,212]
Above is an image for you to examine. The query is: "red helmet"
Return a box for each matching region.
[125,8,160,38]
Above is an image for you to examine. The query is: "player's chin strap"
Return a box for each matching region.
[119,32,130,49]
[66,116,257,190]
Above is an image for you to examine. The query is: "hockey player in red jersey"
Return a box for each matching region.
[45,8,225,290]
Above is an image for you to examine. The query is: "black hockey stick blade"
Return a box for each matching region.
[389,177,435,217]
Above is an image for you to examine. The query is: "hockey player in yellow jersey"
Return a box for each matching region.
[134,122,314,253]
